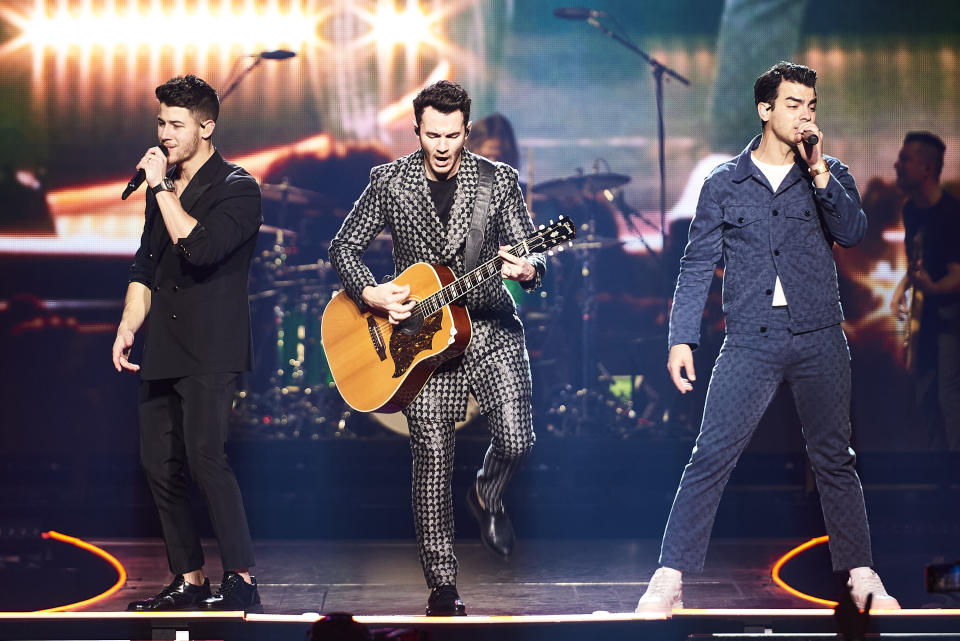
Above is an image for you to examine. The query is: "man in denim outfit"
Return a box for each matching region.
[636,62,900,614]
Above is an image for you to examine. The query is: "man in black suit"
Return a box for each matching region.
[112,75,263,612]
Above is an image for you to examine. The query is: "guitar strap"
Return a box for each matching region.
[464,156,495,272]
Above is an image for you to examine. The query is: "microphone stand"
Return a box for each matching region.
[584,14,689,351]
[220,56,264,102]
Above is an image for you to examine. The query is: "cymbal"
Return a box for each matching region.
[569,235,625,250]
[259,224,297,237]
[533,173,630,199]
[261,182,325,206]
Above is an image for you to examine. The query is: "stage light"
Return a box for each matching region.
[0,0,319,61]
[351,0,464,62]
[366,0,435,50]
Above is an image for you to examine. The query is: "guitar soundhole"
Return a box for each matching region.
[398,306,424,336]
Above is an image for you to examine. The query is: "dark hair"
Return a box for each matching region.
[904,131,946,179]
[753,61,817,127]
[155,74,220,124]
[466,113,520,168]
[412,80,471,128]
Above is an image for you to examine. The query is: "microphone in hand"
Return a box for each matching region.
[121,146,168,200]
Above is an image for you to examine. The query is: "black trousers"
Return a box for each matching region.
[138,372,255,575]
[915,326,960,452]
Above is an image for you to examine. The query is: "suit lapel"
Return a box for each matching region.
[390,149,447,260]
[147,197,173,261]
[178,150,223,216]
[440,151,478,265]
[148,151,225,261]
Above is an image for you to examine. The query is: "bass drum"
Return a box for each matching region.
[371,394,480,436]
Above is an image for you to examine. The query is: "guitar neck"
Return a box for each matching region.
[413,217,575,318]
[418,243,535,317]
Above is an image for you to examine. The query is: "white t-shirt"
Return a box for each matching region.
[750,154,793,307]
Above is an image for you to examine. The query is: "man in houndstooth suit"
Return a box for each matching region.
[329,81,545,616]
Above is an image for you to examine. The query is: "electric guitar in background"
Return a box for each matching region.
[904,229,924,374]
[321,217,576,413]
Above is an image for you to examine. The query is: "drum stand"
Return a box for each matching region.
[233,200,352,440]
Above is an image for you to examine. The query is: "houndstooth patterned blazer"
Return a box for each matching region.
[329,148,546,421]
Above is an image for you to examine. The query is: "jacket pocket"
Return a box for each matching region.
[785,207,824,246]
[721,206,767,255]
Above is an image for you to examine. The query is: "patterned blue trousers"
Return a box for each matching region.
[660,309,874,572]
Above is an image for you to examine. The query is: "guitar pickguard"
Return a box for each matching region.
[389,311,444,378]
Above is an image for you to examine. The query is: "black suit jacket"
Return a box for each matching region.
[129,150,262,380]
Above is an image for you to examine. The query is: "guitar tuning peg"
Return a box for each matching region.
[539,224,544,230]
[557,246,564,252]
[568,241,573,247]
[547,250,554,256]
[549,219,554,225]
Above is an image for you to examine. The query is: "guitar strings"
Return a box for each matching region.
[366,229,562,334]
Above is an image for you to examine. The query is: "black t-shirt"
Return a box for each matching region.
[427,175,458,226]
[903,190,960,312]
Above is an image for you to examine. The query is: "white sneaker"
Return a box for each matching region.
[636,567,683,615]
[848,567,901,610]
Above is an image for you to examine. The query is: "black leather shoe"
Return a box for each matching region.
[127,575,211,611]
[201,572,262,612]
[426,585,466,616]
[466,482,515,559]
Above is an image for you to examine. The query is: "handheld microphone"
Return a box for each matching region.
[121,169,146,201]
[553,7,607,20]
[258,49,296,59]
[121,147,169,201]
[802,132,819,145]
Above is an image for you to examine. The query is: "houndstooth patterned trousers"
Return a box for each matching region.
[407,397,534,588]
[660,309,874,573]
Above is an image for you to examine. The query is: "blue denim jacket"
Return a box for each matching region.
[668,135,867,349]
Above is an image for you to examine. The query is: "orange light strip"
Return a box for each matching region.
[771,535,838,607]
[35,531,127,612]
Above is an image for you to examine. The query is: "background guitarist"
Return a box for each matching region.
[891,132,960,452]
[328,80,545,616]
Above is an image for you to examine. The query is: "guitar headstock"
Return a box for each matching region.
[532,216,577,254]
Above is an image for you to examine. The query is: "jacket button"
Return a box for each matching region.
[170,313,177,320]
[804,210,811,216]
[772,209,779,216]
[737,217,744,223]
[173,285,179,292]
[766,289,773,295]
[760,326,767,333]
[774,249,781,256]
[148,252,154,259]
[153,285,160,292]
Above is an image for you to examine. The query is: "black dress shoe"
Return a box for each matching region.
[201,571,262,612]
[127,575,211,611]
[466,482,515,559]
[426,585,466,616]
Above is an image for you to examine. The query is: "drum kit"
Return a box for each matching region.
[232,169,666,440]
[527,169,664,438]
[232,182,355,440]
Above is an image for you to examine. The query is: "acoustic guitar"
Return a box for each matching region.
[321,217,576,413]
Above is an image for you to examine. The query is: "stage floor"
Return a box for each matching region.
[76,538,950,614]
[5,538,960,640]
